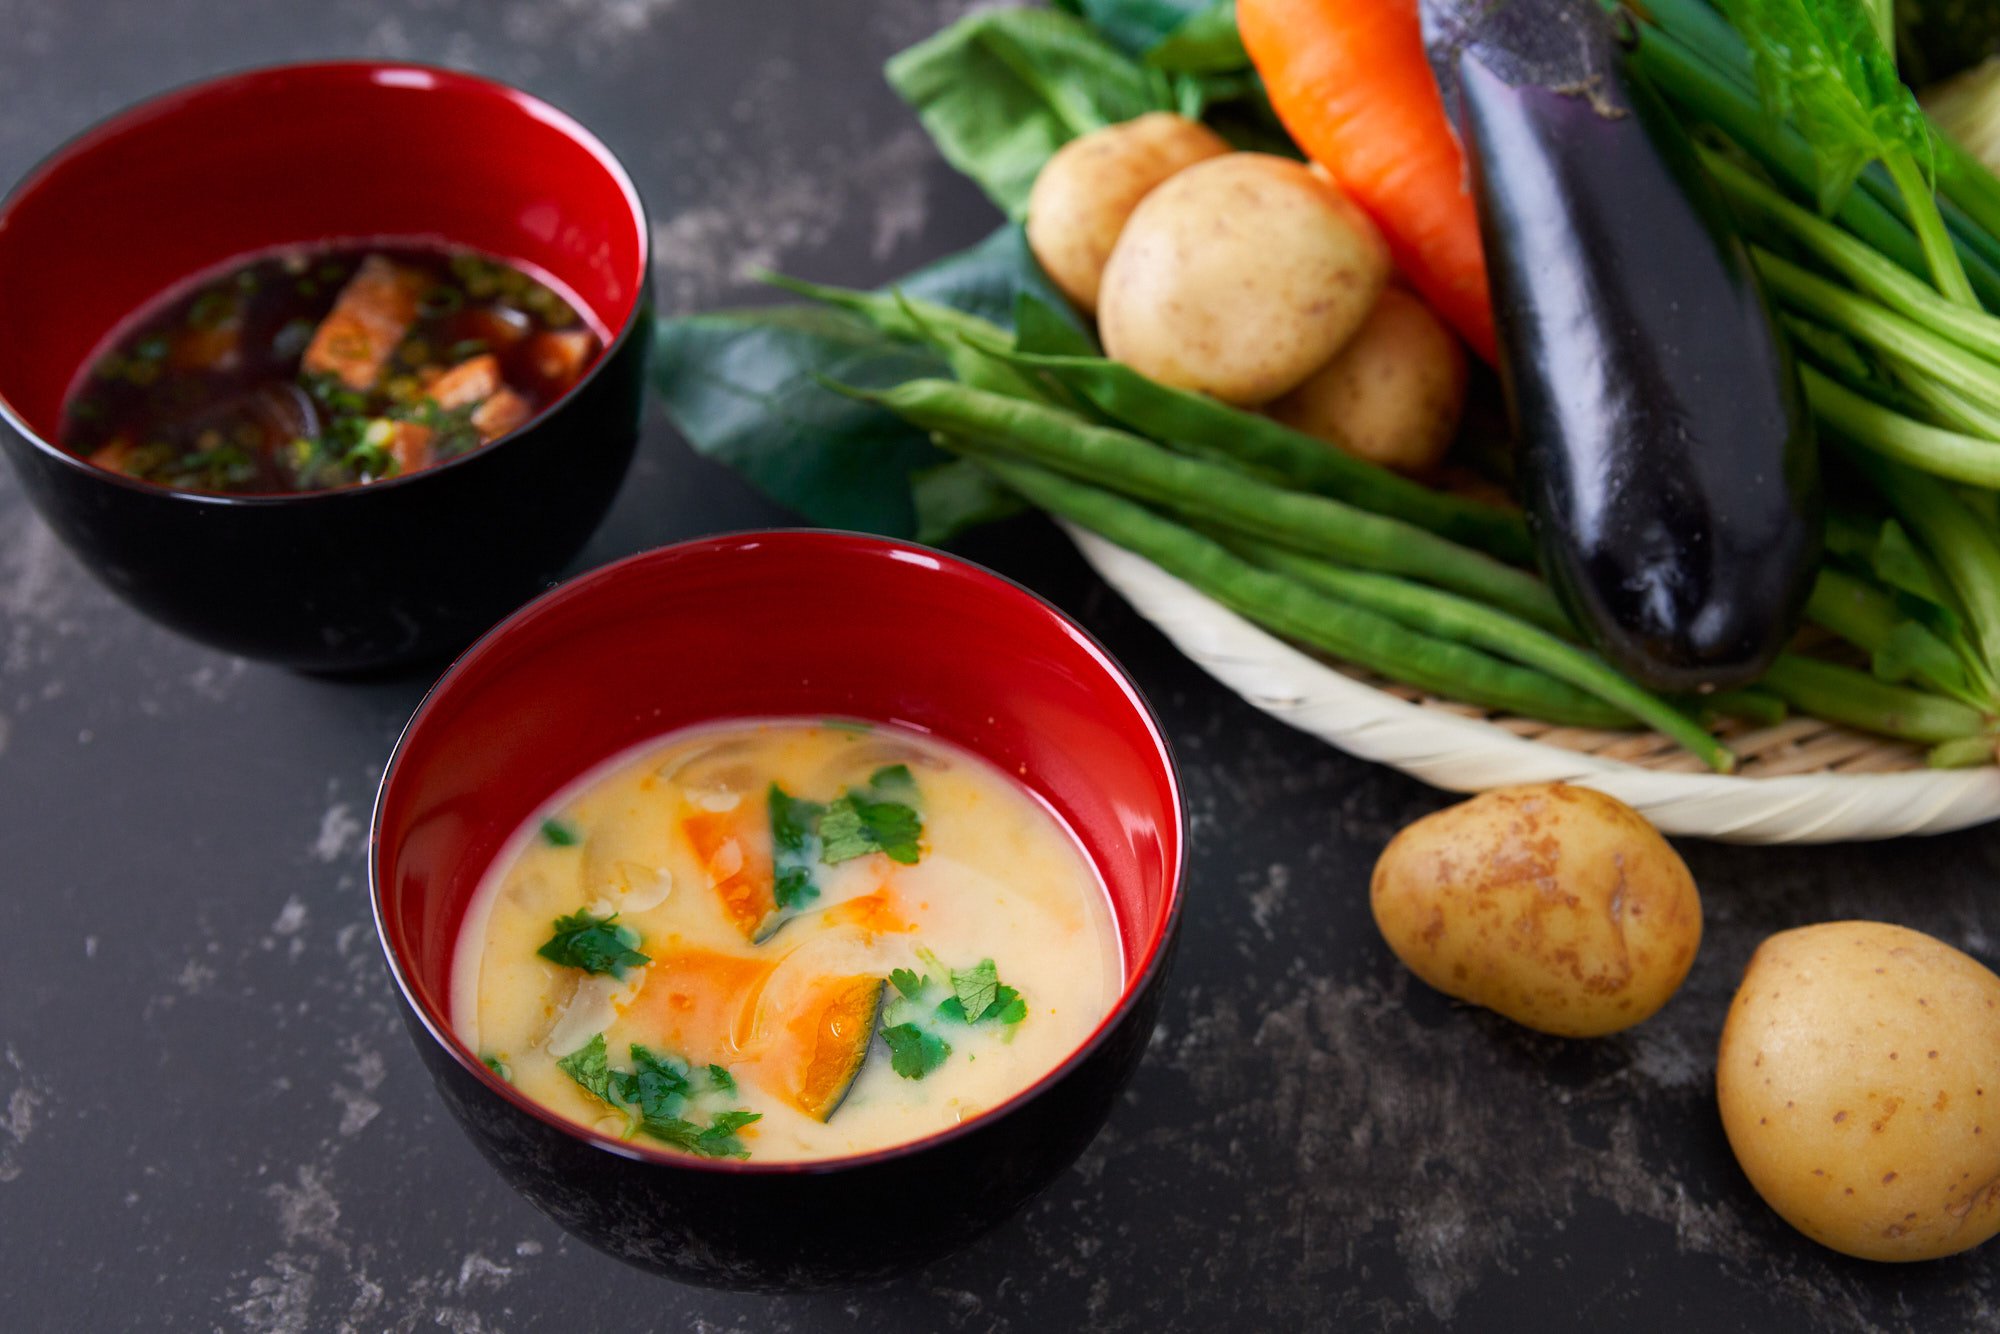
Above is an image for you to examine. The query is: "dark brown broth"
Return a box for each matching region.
[61,241,602,494]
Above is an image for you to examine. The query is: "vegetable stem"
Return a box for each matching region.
[1882,146,1980,307]
[1802,366,2000,487]
[1759,655,1989,746]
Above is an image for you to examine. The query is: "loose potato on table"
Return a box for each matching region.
[1097,152,1390,406]
[1370,784,1701,1038]
[1025,112,1229,316]
[1717,921,2000,1262]
[1267,285,1468,475]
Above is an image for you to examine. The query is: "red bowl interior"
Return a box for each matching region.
[0,61,647,441]
[372,531,1185,1166]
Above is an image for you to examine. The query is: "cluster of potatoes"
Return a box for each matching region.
[1372,784,2000,1263]
[1025,113,1467,476]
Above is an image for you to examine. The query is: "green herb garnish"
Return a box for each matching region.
[768,782,826,911]
[555,1033,615,1101]
[482,1054,513,1082]
[879,952,1026,1080]
[558,1036,761,1158]
[819,765,924,865]
[536,909,650,977]
[882,1022,952,1079]
[540,817,581,847]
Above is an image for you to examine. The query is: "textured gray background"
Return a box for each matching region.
[1,2,1997,1330]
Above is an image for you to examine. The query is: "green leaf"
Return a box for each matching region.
[707,1063,737,1095]
[481,1054,512,1083]
[768,783,826,912]
[653,304,949,536]
[539,818,580,847]
[883,1022,952,1079]
[536,910,650,978]
[1719,0,1936,212]
[1014,293,1101,358]
[819,794,923,865]
[889,967,926,1000]
[653,227,1069,545]
[1141,1,1246,74]
[886,8,1171,218]
[949,958,1001,1021]
[556,1034,613,1102]
[1075,0,1215,58]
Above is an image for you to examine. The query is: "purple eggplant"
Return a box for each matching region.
[1421,0,1819,693]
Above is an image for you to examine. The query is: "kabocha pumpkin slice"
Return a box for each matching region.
[681,803,784,943]
[630,947,775,1061]
[786,974,886,1122]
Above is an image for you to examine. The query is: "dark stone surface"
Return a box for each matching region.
[1,2,1995,1330]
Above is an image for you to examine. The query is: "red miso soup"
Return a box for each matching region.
[61,242,604,494]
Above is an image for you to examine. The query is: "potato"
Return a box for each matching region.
[1716,921,2000,1262]
[1098,153,1390,406]
[1266,286,1468,475]
[1369,784,1701,1038]
[1025,112,1229,315]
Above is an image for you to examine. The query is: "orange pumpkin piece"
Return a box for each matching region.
[681,806,783,942]
[787,975,885,1122]
[629,947,774,1062]
[823,888,913,936]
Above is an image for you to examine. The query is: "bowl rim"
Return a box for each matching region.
[368,528,1188,1176]
[0,57,652,508]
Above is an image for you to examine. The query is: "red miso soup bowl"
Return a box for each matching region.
[371,532,1186,1288]
[0,62,650,671]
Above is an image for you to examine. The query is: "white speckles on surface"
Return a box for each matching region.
[0,1048,47,1184]
[176,958,219,995]
[313,804,363,864]
[273,896,309,937]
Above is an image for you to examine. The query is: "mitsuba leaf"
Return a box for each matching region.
[883,1022,952,1079]
[886,8,1172,218]
[537,910,650,978]
[768,783,826,911]
[556,1034,614,1102]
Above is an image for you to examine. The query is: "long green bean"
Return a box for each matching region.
[955,337,1536,565]
[847,378,1569,632]
[956,451,1633,727]
[1220,536,1733,770]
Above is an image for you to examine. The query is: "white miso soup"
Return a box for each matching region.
[452,718,1123,1162]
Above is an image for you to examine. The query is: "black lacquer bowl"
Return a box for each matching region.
[0,63,650,672]
[370,532,1187,1288]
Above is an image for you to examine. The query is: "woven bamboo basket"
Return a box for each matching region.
[1066,527,2000,843]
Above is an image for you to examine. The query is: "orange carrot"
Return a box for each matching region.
[1237,0,1496,364]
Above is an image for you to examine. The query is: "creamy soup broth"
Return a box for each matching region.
[451,719,1123,1162]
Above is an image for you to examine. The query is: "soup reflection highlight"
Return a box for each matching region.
[451,719,1123,1162]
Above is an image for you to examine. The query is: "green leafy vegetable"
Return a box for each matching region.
[889,967,926,999]
[559,1037,761,1158]
[556,1033,615,1102]
[536,909,651,978]
[819,793,923,865]
[540,818,581,847]
[1718,0,1975,303]
[1141,1,1246,74]
[883,1022,953,1079]
[482,1054,512,1083]
[768,783,826,911]
[886,8,1172,218]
